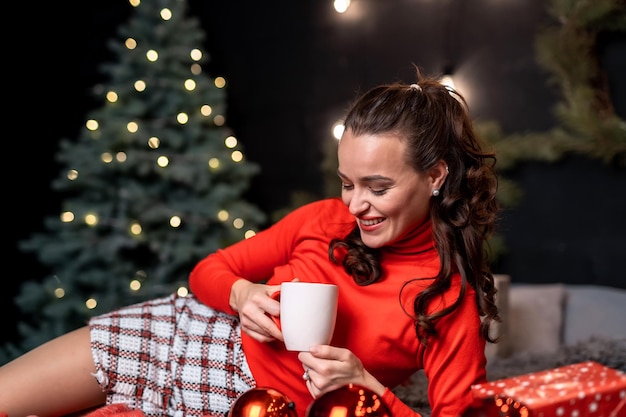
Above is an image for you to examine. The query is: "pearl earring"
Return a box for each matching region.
[432,189,440,197]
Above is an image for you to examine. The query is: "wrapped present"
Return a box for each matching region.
[466,361,626,417]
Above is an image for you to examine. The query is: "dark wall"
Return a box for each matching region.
[5,1,625,344]
[496,156,626,289]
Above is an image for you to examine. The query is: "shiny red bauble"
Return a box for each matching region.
[229,387,298,417]
[306,384,392,417]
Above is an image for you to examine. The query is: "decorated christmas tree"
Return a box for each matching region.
[1,0,266,364]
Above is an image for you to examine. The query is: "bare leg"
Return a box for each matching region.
[0,326,106,417]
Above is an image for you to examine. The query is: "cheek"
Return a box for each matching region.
[395,192,430,225]
[405,206,429,227]
[340,190,350,206]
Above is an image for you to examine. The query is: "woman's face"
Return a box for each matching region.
[337,130,438,248]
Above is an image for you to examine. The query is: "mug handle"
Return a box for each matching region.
[269,290,281,329]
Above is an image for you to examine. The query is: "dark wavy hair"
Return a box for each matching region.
[328,68,500,346]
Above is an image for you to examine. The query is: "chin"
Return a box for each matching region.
[361,236,387,249]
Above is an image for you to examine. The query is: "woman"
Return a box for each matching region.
[0,70,500,417]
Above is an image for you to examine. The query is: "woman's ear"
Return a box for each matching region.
[430,160,449,189]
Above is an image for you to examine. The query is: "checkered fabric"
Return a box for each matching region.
[90,293,255,417]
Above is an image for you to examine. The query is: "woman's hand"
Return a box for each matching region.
[298,345,386,399]
[230,279,283,343]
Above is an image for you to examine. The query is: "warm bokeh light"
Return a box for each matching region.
[134,80,146,92]
[213,115,225,126]
[157,155,169,167]
[190,49,202,61]
[146,49,158,62]
[208,158,220,169]
[332,122,345,140]
[130,222,142,236]
[160,8,172,20]
[127,121,139,133]
[233,218,244,229]
[61,211,75,223]
[102,152,114,164]
[334,0,351,13]
[106,91,119,102]
[201,105,213,116]
[86,120,99,131]
[148,136,160,149]
[215,77,226,88]
[125,37,137,49]
[191,63,202,75]
[170,216,182,228]
[217,210,229,221]
[231,150,243,162]
[177,112,189,124]
[184,79,196,91]
[225,136,238,148]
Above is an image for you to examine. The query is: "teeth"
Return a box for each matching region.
[360,218,383,226]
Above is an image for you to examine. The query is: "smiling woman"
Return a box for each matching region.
[1,70,501,417]
[3,3,625,414]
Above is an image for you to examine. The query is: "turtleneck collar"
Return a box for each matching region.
[382,218,436,257]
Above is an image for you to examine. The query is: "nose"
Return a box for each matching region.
[347,188,370,216]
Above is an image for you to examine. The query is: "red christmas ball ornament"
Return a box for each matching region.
[306,384,392,417]
[229,387,298,417]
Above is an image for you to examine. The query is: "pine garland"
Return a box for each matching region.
[483,0,626,173]
[472,0,625,261]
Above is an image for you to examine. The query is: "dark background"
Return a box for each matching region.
[5,0,625,342]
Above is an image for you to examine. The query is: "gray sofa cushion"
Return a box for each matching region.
[507,283,567,355]
[563,285,626,345]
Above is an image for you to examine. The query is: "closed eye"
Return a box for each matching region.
[338,170,393,196]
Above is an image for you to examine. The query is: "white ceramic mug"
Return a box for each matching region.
[271,282,338,351]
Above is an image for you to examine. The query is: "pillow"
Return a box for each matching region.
[563,285,626,345]
[506,283,567,355]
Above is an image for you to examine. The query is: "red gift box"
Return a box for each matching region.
[467,361,626,417]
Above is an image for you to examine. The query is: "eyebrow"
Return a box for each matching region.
[337,169,393,183]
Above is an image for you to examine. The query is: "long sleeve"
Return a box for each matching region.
[189,198,354,313]
[425,293,486,416]
[382,389,425,417]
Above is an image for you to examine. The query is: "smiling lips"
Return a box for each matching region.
[359,217,385,230]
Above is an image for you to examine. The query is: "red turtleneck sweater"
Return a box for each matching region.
[190,198,486,417]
